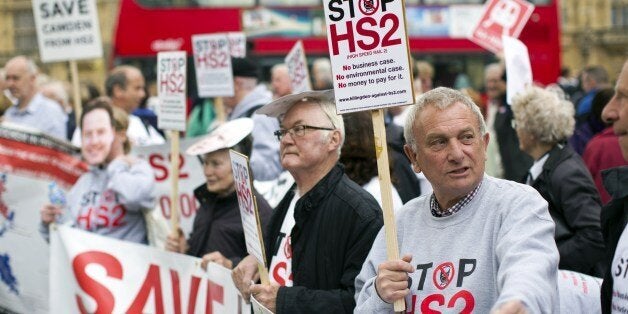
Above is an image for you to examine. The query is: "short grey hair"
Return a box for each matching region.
[511,86,575,145]
[318,98,345,155]
[404,87,486,150]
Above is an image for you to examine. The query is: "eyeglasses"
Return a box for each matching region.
[273,124,335,141]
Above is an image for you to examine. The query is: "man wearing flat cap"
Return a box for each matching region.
[225,57,282,181]
[231,90,383,313]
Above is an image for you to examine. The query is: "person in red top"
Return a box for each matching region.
[583,127,628,204]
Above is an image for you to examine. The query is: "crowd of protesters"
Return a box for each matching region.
[1,53,628,313]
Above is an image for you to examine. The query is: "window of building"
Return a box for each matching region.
[14,10,37,54]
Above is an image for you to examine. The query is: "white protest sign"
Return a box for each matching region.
[192,33,234,97]
[469,0,534,54]
[228,32,247,58]
[31,0,103,62]
[132,138,205,238]
[285,40,312,94]
[157,51,187,131]
[229,150,266,268]
[503,36,532,105]
[50,225,250,313]
[323,0,414,113]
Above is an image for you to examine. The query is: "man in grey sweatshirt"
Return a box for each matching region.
[354,87,559,313]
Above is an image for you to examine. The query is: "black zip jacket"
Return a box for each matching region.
[264,164,383,313]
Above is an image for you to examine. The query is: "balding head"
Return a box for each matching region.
[105,65,146,113]
[271,63,292,99]
[4,55,39,106]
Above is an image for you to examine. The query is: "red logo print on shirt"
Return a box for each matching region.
[433,262,455,290]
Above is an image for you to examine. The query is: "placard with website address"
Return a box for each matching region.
[323,0,414,113]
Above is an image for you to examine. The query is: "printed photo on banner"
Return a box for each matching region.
[469,0,535,54]
[323,0,414,113]
[227,32,247,58]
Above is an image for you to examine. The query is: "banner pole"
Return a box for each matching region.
[371,109,405,312]
[215,97,225,122]
[169,130,180,233]
[69,60,82,126]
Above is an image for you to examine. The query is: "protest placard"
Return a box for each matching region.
[503,36,532,104]
[31,0,103,62]
[192,33,234,98]
[323,0,414,310]
[229,150,269,285]
[157,51,188,132]
[323,0,414,113]
[469,0,535,54]
[50,225,249,313]
[228,32,247,58]
[285,40,312,94]
[132,138,205,239]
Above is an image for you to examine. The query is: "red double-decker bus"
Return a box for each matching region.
[113,0,560,90]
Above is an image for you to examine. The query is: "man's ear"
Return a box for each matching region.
[328,130,342,152]
[403,144,421,173]
[112,84,124,99]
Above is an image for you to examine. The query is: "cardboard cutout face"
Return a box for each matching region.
[81,109,115,166]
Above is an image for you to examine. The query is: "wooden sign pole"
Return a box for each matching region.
[215,97,226,122]
[169,130,180,233]
[371,109,404,312]
[69,60,82,126]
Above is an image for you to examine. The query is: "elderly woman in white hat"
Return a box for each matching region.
[166,118,272,269]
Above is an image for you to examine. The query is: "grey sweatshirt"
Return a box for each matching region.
[40,158,156,244]
[355,175,559,313]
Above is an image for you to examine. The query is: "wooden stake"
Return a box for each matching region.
[169,130,180,233]
[69,60,82,126]
[215,97,226,122]
[371,109,405,312]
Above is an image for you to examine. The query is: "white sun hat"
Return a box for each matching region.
[255,89,334,118]
[185,118,254,156]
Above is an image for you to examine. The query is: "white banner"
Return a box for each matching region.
[285,40,312,94]
[31,0,103,62]
[503,36,532,105]
[192,33,234,98]
[50,225,250,313]
[323,0,414,113]
[132,138,205,238]
[157,51,188,131]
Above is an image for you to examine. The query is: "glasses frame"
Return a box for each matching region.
[273,124,335,141]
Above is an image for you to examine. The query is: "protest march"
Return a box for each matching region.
[1,0,628,313]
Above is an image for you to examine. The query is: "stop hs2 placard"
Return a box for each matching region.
[323,0,414,114]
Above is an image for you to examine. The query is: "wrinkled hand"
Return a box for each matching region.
[250,284,279,313]
[165,228,186,253]
[231,255,260,302]
[375,254,414,304]
[40,204,62,225]
[491,300,528,314]
[202,251,233,269]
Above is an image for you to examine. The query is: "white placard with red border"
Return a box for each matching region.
[469,0,535,54]
[157,51,187,131]
[323,0,414,113]
[227,32,247,58]
[229,150,266,268]
[50,225,250,313]
[285,40,312,94]
[502,36,532,105]
[31,0,103,62]
[192,33,234,98]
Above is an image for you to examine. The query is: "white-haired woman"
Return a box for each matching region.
[512,86,605,276]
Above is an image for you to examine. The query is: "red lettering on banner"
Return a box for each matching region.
[171,270,181,314]
[159,193,199,219]
[72,251,122,314]
[205,280,224,314]
[187,276,202,314]
[149,153,189,182]
[128,264,165,314]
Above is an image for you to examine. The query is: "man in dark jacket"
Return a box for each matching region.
[600,59,628,313]
[231,90,383,313]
